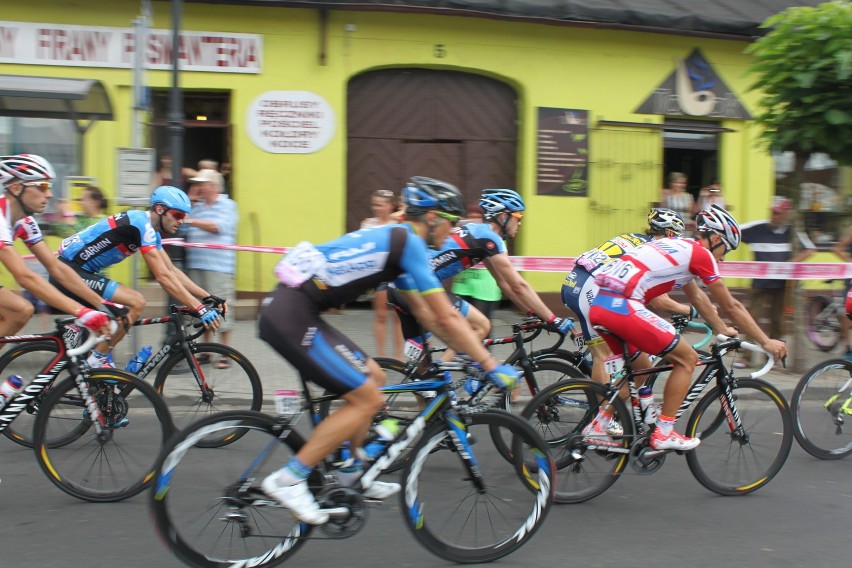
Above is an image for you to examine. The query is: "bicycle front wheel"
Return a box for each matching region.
[685,378,792,496]
[33,369,175,502]
[154,343,262,447]
[791,358,852,459]
[151,411,311,568]
[520,378,631,503]
[400,410,555,564]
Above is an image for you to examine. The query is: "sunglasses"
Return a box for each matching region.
[23,181,52,192]
[510,212,525,220]
[435,210,461,226]
[167,209,187,221]
[375,190,395,198]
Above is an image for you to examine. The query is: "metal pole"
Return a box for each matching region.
[168,0,184,185]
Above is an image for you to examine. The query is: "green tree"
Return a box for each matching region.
[747,1,852,371]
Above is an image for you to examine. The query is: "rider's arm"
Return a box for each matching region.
[704,278,785,358]
[681,280,735,336]
[142,248,207,308]
[0,246,86,316]
[29,241,106,309]
[482,253,557,321]
[647,293,691,316]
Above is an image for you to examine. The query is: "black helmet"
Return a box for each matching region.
[401,176,465,216]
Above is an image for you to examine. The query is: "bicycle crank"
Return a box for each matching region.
[317,487,367,538]
[630,443,666,474]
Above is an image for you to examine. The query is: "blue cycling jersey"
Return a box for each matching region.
[58,210,162,273]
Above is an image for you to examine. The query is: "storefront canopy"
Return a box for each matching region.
[0,74,113,131]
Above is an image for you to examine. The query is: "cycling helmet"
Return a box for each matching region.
[480,189,525,219]
[647,208,685,236]
[150,185,192,213]
[0,154,55,185]
[695,204,740,251]
[401,176,464,216]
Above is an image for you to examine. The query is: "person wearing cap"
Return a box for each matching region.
[736,197,815,368]
[184,169,238,366]
[258,176,522,525]
[52,185,224,368]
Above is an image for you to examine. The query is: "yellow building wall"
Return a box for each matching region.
[0,2,812,294]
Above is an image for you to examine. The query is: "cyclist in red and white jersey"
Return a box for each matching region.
[589,204,787,451]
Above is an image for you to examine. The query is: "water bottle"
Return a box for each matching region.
[124,346,153,374]
[362,418,400,459]
[0,375,24,410]
[638,386,658,425]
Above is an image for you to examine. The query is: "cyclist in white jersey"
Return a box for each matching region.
[589,205,787,451]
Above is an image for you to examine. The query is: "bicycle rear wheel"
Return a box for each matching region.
[154,343,262,447]
[685,378,792,495]
[791,358,852,459]
[519,378,631,503]
[33,369,175,502]
[400,410,555,563]
[151,411,311,568]
[806,295,841,352]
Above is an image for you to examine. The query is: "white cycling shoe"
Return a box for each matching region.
[362,480,401,499]
[261,472,329,525]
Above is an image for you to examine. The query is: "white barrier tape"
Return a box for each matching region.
[157,239,852,280]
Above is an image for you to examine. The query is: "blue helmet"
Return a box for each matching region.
[480,189,525,219]
[401,176,465,216]
[150,185,191,213]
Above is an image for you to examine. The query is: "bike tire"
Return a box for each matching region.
[33,369,175,502]
[685,378,792,496]
[153,343,263,447]
[806,295,841,352]
[400,410,555,563]
[519,378,631,504]
[791,358,852,460]
[0,341,68,447]
[151,411,311,568]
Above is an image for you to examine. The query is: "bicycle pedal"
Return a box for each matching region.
[114,417,130,428]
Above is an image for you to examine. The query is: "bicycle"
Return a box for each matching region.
[521,332,792,503]
[1,304,261,448]
[791,357,852,459]
[150,371,556,567]
[0,317,174,502]
[806,280,846,352]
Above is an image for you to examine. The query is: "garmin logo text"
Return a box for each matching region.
[328,242,375,261]
[430,251,458,268]
[79,238,113,261]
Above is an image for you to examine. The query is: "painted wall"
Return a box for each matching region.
[0,2,789,294]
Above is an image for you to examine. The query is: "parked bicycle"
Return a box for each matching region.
[0,317,174,502]
[1,304,260,448]
[806,280,847,352]
[791,357,852,459]
[150,371,556,567]
[521,332,791,503]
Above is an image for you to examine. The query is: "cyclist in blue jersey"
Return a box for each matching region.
[51,186,224,367]
[390,188,574,354]
[259,176,523,525]
[0,154,114,338]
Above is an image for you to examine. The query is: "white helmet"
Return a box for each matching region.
[695,204,740,251]
[0,154,56,185]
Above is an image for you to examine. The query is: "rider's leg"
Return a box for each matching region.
[440,303,490,363]
[0,288,34,336]
[93,284,145,355]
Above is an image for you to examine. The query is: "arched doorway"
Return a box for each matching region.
[346,69,518,231]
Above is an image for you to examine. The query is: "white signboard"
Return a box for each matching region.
[117,147,155,205]
[246,91,336,154]
[0,21,262,73]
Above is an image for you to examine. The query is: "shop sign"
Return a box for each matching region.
[246,91,336,154]
[536,108,589,196]
[635,49,750,119]
[0,20,261,73]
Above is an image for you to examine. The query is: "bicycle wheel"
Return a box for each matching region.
[151,411,311,568]
[33,369,175,502]
[806,295,841,352]
[400,410,555,563]
[0,341,67,447]
[791,358,852,459]
[520,378,631,503]
[685,378,792,496]
[154,343,262,447]
[375,356,425,423]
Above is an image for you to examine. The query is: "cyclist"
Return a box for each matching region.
[0,154,113,337]
[259,176,521,525]
[589,205,786,450]
[51,185,224,368]
[563,208,732,385]
[389,188,574,357]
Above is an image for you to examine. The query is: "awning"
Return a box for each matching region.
[0,74,114,132]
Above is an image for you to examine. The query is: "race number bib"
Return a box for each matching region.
[604,354,625,377]
[575,249,609,273]
[595,259,641,293]
[275,241,326,288]
[403,339,424,361]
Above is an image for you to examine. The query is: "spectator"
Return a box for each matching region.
[451,202,503,320]
[55,185,109,238]
[736,196,815,368]
[185,169,238,366]
[360,189,403,359]
[150,154,196,189]
[661,172,695,232]
[694,181,728,215]
[832,224,852,360]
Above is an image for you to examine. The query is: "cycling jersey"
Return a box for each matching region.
[57,210,162,273]
[571,233,650,276]
[0,195,45,249]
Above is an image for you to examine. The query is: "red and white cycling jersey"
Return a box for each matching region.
[0,195,44,249]
[594,236,720,303]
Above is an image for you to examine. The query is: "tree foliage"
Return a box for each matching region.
[747,0,852,165]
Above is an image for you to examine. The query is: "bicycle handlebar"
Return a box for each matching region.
[714,334,775,379]
[68,320,118,358]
